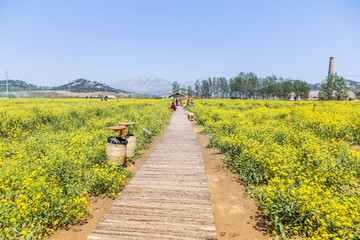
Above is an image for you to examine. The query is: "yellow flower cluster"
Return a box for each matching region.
[0,98,171,239]
[191,99,360,239]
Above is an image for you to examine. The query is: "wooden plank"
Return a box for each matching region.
[88,107,217,240]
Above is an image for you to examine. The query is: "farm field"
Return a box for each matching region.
[190,99,360,239]
[0,98,171,239]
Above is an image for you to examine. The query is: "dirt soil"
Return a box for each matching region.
[352,145,360,152]
[191,121,269,240]
[47,116,269,240]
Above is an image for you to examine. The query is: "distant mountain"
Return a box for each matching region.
[51,78,128,93]
[0,78,128,94]
[308,83,321,90]
[345,79,360,89]
[0,79,40,91]
[110,76,173,95]
[308,79,360,90]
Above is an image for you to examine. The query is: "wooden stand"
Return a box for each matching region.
[118,122,136,134]
[119,122,136,158]
[107,126,127,139]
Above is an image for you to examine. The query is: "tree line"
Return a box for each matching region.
[173,72,310,100]
[173,72,350,100]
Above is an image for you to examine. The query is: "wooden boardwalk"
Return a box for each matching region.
[88,107,217,240]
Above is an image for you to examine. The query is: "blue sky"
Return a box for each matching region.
[0,0,359,86]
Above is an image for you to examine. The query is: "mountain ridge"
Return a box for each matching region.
[110,76,173,95]
[0,79,39,91]
[52,78,128,93]
[308,79,360,90]
[0,79,128,93]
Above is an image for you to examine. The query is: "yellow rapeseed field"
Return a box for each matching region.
[0,98,171,239]
[190,99,360,239]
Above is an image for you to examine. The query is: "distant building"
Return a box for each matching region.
[168,92,185,99]
[308,91,320,100]
[346,90,357,100]
[105,95,117,99]
[306,90,356,100]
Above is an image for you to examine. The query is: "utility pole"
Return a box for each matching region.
[5,71,9,98]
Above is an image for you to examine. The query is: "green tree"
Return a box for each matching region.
[293,80,310,100]
[212,77,219,98]
[172,81,180,93]
[217,77,228,98]
[187,85,193,96]
[267,75,278,99]
[234,72,246,99]
[229,78,238,98]
[195,79,200,97]
[282,79,293,100]
[333,74,349,100]
[319,73,349,100]
[246,72,259,99]
[318,76,334,100]
[276,78,293,100]
[258,77,268,99]
[258,75,277,99]
[200,79,210,98]
[274,77,284,99]
[207,78,213,98]
[180,85,186,95]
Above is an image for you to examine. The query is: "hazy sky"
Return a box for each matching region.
[0,0,359,86]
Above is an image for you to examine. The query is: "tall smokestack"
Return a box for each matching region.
[328,57,334,76]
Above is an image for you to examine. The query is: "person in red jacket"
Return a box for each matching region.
[170,102,176,111]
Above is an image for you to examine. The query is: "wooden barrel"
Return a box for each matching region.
[106,137,127,165]
[126,135,136,158]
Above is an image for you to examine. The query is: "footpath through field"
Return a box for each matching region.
[88,107,217,240]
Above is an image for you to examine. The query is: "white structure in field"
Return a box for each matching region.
[308,90,356,100]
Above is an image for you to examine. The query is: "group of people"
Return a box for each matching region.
[187,99,194,107]
[170,98,194,111]
[100,97,120,102]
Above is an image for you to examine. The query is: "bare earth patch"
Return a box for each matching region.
[352,145,360,152]
[191,121,269,240]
